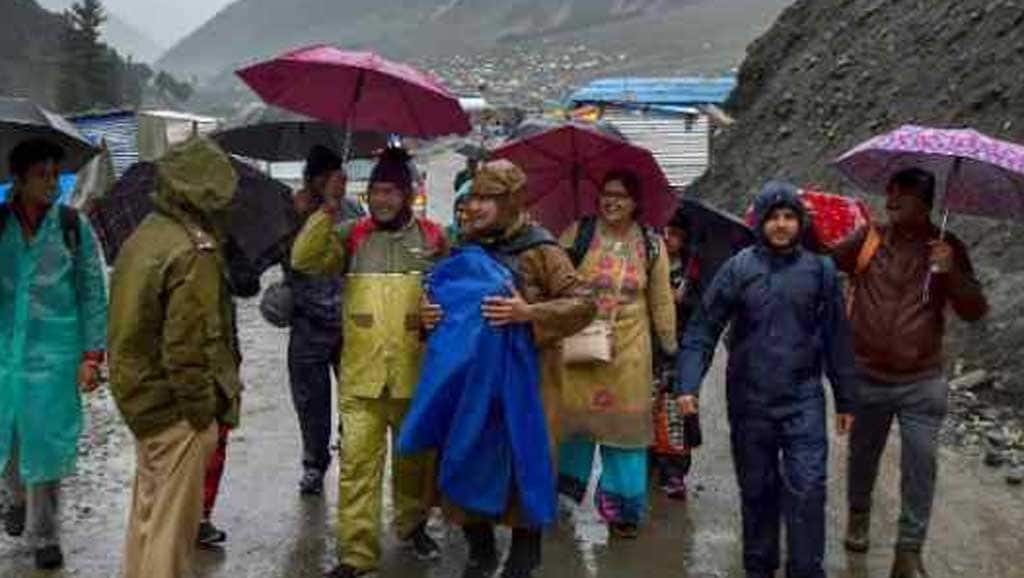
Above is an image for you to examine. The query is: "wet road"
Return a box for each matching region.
[3,153,1024,577]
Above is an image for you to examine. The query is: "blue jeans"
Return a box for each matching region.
[847,376,948,550]
[287,315,341,473]
[730,398,827,578]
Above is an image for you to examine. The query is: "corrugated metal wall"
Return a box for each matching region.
[72,112,139,177]
[602,107,710,189]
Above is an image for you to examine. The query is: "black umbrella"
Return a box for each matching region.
[674,197,754,284]
[212,104,388,162]
[455,142,489,160]
[88,159,299,277]
[0,97,99,181]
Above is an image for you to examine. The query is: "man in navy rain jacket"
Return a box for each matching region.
[675,181,859,578]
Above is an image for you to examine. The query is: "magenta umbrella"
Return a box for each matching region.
[236,45,471,140]
[490,121,676,236]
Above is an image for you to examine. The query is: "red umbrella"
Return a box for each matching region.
[743,187,873,249]
[236,45,471,140]
[490,121,676,236]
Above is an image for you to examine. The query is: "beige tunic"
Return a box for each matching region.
[558,221,676,448]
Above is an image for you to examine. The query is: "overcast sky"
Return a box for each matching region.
[37,0,236,48]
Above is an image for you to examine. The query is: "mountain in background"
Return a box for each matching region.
[35,0,166,62]
[101,11,165,62]
[157,0,789,81]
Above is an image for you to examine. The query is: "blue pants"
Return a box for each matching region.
[287,315,341,473]
[730,399,827,578]
[558,438,647,524]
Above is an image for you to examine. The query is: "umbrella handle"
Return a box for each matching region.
[922,208,950,303]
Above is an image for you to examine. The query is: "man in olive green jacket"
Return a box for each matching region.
[108,136,242,578]
[292,147,447,578]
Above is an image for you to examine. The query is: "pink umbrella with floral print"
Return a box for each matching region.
[835,125,1024,299]
[835,125,1024,220]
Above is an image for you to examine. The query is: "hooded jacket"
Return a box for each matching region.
[108,137,243,438]
[676,182,858,416]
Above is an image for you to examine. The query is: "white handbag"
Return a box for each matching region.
[562,319,614,364]
[562,252,626,365]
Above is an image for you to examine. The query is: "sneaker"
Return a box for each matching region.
[3,503,25,537]
[844,509,871,553]
[34,545,64,570]
[197,520,227,548]
[405,522,441,561]
[299,468,325,496]
[664,478,688,501]
[325,564,375,578]
[610,522,639,540]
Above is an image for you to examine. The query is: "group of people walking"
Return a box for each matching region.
[0,128,987,578]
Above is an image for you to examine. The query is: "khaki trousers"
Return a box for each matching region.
[337,395,433,570]
[122,420,218,578]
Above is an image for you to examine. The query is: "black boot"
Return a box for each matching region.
[35,544,64,570]
[501,528,542,578]
[462,523,498,578]
[3,502,26,537]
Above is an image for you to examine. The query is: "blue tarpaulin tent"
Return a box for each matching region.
[0,174,77,205]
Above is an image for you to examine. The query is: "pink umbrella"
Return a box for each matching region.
[835,125,1024,220]
[236,45,471,140]
[836,125,1024,300]
[490,121,676,236]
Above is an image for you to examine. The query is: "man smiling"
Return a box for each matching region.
[675,181,858,578]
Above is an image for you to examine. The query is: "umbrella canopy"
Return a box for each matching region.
[88,159,298,273]
[236,45,471,139]
[743,188,872,251]
[675,197,754,283]
[835,125,1024,220]
[0,97,99,181]
[212,104,389,162]
[490,120,675,236]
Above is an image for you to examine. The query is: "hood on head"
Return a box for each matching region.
[155,136,238,218]
[752,181,807,246]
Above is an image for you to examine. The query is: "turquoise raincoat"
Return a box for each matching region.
[0,204,108,484]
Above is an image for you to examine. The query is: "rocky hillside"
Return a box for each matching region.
[695,0,1024,430]
[157,0,783,81]
[0,0,66,104]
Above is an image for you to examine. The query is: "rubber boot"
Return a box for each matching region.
[890,547,929,578]
[462,523,498,578]
[844,509,871,553]
[501,528,542,578]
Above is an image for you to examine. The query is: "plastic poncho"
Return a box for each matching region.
[0,202,108,484]
[398,245,556,526]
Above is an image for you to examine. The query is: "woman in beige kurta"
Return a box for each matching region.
[557,169,676,538]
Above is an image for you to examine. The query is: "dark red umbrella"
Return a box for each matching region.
[490,120,676,236]
[236,45,471,140]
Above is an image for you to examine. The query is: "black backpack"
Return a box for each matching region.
[567,216,661,271]
[0,203,81,254]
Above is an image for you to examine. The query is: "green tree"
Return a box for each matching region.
[58,0,112,111]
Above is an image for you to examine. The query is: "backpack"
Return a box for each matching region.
[567,216,661,271]
[0,203,81,255]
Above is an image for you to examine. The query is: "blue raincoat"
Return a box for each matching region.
[398,245,556,526]
[0,204,108,484]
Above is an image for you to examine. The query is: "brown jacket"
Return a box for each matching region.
[833,223,987,384]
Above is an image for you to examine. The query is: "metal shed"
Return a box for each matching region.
[567,77,736,189]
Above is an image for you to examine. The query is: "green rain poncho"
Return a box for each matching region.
[0,201,108,484]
